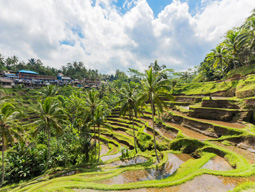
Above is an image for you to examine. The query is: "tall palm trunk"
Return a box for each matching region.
[1,131,4,186]
[151,100,160,163]
[94,124,96,159]
[47,124,51,161]
[98,125,100,162]
[132,112,137,154]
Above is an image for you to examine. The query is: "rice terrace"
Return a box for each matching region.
[1,0,255,192]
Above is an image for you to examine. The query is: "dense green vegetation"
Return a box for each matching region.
[1,7,255,192]
[197,9,255,81]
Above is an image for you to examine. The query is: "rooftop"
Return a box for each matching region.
[18,70,38,75]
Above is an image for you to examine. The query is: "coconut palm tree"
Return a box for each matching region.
[0,103,21,186]
[66,94,85,133]
[118,83,140,154]
[79,112,93,162]
[239,14,255,53]
[40,85,59,98]
[139,67,172,163]
[84,90,101,156]
[207,44,232,79]
[224,30,242,68]
[93,105,110,162]
[32,97,66,161]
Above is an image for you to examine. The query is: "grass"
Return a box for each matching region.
[174,80,237,95]
[226,64,255,79]
[231,181,255,192]
[174,73,255,99]
[189,106,243,112]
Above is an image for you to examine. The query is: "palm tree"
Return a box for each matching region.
[32,97,66,161]
[84,90,100,157]
[224,30,242,68]
[79,111,93,162]
[66,94,85,133]
[40,85,59,97]
[0,103,21,186]
[207,44,232,79]
[118,83,140,154]
[139,67,171,163]
[239,15,255,53]
[93,105,110,162]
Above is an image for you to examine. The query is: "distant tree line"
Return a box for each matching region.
[0,54,199,85]
[0,56,99,80]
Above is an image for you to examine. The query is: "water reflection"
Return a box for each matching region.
[202,156,233,171]
[97,153,193,184]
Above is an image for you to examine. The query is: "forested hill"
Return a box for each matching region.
[196,9,255,82]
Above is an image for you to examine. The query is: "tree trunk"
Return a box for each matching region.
[94,124,96,160]
[47,124,51,162]
[1,133,4,186]
[132,112,137,154]
[151,100,160,163]
[98,125,100,162]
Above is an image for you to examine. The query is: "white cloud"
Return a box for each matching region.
[123,0,138,9]
[194,0,255,42]
[0,0,254,74]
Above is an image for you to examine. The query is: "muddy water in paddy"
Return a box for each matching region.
[75,175,255,192]
[155,126,175,140]
[143,118,212,141]
[103,156,148,167]
[165,122,212,140]
[211,141,255,164]
[201,156,233,171]
[79,175,255,192]
[101,152,122,162]
[179,106,189,110]
[142,119,176,140]
[100,144,109,156]
[96,153,193,185]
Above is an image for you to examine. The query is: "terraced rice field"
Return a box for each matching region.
[6,100,255,192]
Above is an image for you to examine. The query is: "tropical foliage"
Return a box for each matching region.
[139,67,171,163]
[197,9,255,81]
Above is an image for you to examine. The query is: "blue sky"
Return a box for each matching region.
[0,0,254,73]
[113,0,202,16]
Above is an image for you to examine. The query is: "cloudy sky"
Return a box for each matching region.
[0,0,254,74]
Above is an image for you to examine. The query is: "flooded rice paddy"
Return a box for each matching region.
[96,153,193,184]
[201,156,233,171]
[78,175,255,192]
[165,122,212,140]
[103,156,147,167]
[101,152,122,162]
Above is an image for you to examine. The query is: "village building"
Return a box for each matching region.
[0,77,14,87]
[84,78,101,88]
